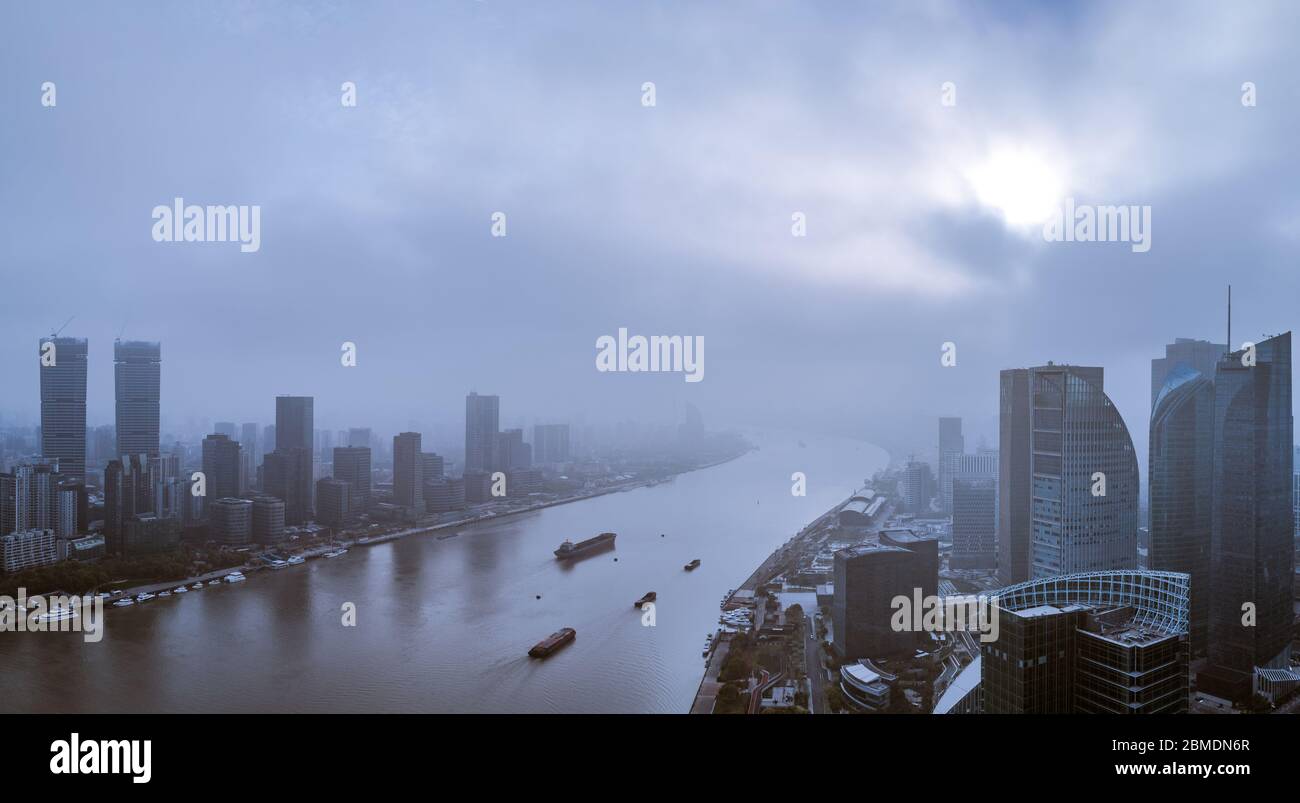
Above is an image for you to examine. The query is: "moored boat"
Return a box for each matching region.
[634,591,657,607]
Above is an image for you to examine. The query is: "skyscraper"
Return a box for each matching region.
[275,396,314,453]
[201,433,242,502]
[999,364,1138,585]
[938,417,964,512]
[533,424,571,465]
[464,393,499,475]
[114,340,161,457]
[1149,362,1215,655]
[495,428,531,471]
[393,432,424,513]
[272,396,314,522]
[1206,332,1294,694]
[951,477,996,571]
[333,446,371,512]
[1151,338,1225,412]
[39,336,88,480]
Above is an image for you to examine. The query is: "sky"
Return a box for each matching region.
[2,0,1298,470]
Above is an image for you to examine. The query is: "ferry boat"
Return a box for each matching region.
[223,572,246,583]
[112,598,135,608]
[35,606,79,624]
[528,627,576,658]
[634,591,657,607]
[684,558,701,571]
[135,592,155,602]
[553,532,616,560]
[323,548,348,558]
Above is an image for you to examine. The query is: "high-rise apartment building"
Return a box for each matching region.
[464,393,499,475]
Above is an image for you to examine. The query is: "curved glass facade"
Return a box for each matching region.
[994,570,1190,636]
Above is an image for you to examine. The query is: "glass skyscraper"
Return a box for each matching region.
[114,339,162,457]
[999,364,1138,585]
[38,336,88,480]
[1149,363,1215,656]
[1208,332,1294,683]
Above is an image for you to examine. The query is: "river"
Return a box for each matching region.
[0,432,886,713]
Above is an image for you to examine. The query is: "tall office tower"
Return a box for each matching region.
[1294,445,1300,541]
[150,453,183,521]
[318,430,334,462]
[209,497,253,545]
[980,571,1190,714]
[533,424,571,465]
[347,428,370,448]
[271,395,315,522]
[951,477,996,570]
[495,428,531,470]
[201,433,242,502]
[315,479,351,528]
[1149,363,1215,656]
[275,396,313,452]
[263,448,310,524]
[240,422,259,463]
[89,424,115,469]
[251,496,286,545]
[333,446,371,512]
[1151,338,1226,412]
[393,432,425,513]
[998,364,1138,586]
[464,393,500,474]
[832,529,938,660]
[113,340,161,457]
[39,336,88,480]
[262,425,276,456]
[938,417,964,512]
[214,422,238,440]
[900,460,934,516]
[422,452,444,482]
[1206,333,1295,695]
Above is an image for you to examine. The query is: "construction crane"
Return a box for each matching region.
[49,315,74,339]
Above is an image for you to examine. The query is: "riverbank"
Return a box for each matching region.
[97,448,754,605]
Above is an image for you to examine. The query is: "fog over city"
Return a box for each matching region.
[3,0,1299,472]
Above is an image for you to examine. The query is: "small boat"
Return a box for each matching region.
[174,586,187,593]
[208,580,220,586]
[268,560,289,570]
[35,606,79,624]
[136,592,155,602]
[323,549,348,558]
[287,555,306,565]
[191,583,203,590]
[528,627,576,659]
[113,598,135,608]
[436,532,460,541]
[634,591,657,607]
[684,558,701,571]
[223,572,246,583]
[158,591,171,598]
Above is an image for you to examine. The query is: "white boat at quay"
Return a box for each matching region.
[223,571,246,583]
[112,598,135,608]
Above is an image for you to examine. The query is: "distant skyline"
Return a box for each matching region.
[4,1,1300,474]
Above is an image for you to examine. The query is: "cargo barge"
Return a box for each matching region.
[553,532,616,560]
[528,627,576,658]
